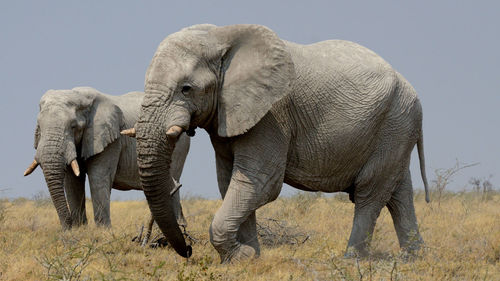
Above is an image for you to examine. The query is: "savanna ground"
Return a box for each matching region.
[0,190,499,281]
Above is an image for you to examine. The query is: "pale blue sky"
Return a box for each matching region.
[1,1,498,199]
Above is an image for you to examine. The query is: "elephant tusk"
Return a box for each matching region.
[166,125,183,138]
[170,178,182,196]
[121,128,136,137]
[70,159,80,177]
[24,159,39,176]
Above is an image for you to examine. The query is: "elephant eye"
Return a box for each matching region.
[181,85,192,94]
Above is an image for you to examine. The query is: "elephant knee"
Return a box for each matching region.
[209,216,227,248]
[209,214,238,256]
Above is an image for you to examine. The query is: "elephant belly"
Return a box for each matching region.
[112,137,141,191]
[113,169,141,191]
[280,41,398,193]
[112,181,141,191]
[283,121,382,193]
[284,160,359,193]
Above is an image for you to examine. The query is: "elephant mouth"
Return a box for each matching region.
[186,127,196,137]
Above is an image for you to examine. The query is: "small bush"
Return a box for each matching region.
[432,160,478,205]
[37,240,97,281]
[257,217,310,247]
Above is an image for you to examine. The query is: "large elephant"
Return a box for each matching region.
[130,24,430,262]
[24,87,189,230]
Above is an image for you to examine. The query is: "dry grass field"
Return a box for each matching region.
[0,191,499,280]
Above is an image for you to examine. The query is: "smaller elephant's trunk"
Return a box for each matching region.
[36,130,77,230]
[41,159,72,229]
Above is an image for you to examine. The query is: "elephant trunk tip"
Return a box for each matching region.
[175,245,193,258]
[185,245,192,258]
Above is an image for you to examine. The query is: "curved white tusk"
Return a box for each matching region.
[70,159,80,177]
[170,178,183,196]
[166,125,183,138]
[24,159,39,176]
[120,128,136,137]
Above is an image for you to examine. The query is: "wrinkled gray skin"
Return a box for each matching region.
[135,24,430,262]
[29,87,188,229]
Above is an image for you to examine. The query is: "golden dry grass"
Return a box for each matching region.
[0,192,499,280]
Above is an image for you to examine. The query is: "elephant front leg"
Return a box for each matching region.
[208,117,288,263]
[88,175,112,227]
[209,163,285,263]
[64,169,87,226]
[209,186,259,263]
[237,211,260,256]
[86,141,120,227]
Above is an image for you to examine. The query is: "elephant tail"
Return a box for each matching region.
[417,132,430,203]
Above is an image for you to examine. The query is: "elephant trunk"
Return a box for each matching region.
[37,140,72,229]
[41,159,72,229]
[136,105,192,258]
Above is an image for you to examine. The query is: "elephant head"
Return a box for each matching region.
[24,87,124,229]
[134,24,295,258]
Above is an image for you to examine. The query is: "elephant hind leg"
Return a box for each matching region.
[386,170,423,254]
[345,152,404,257]
[345,198,386,257]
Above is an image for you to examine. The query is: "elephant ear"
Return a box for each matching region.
[212,24,295,137]
[74,87,125,160]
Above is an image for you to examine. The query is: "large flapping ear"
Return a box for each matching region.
[74,87,125,160]
[211,24,295,137]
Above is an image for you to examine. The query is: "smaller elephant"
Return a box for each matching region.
[24,87,189,231]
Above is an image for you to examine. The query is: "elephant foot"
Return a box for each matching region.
[95,221,112,228]
[222,244,259,264]
[400,242,424,261]
[344,246,369,259]
[398,231,424,260]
